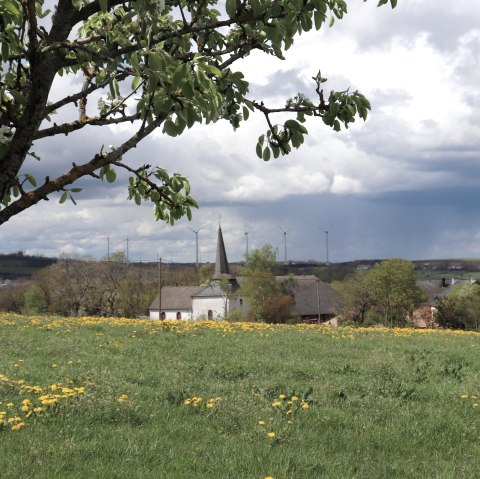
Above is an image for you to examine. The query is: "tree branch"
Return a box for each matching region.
[35,113,141,140]
[0,113,169,225]
[44,71,129,115]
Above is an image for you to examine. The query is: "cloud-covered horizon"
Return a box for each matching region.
[2,0,480,264]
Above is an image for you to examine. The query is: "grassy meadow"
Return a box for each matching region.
[1,314,480,478]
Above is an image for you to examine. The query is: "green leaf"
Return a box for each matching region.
[314,10,324,30]
[205,65,223,77]
[181,81,194,99]
[4,0,20,15]
[1,42,9,61]
[256,142,263,159]
[24,174,37,187]
[9,90,25,107]
[163,119,178,137]
[329,15,335,27]
[390,0,397,7]
[106,168,116,183]
[59,191,68,204]
[172,64,186,88]
[71,188,83,193]
[131,76,141,91]
[262,147,271,161]
[98,0,108,12]
[148,53,163,71]
[225,0,237,17]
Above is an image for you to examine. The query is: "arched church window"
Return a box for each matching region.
[207,310,213,320]
[176,312,182,320]
[160,312,166,320]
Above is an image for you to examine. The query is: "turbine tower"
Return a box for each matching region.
[188,225,206,269]
[280,227,291,265]
[319,226,332,265]
[244,224,249,260]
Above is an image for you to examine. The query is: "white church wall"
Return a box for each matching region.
[192,296,226,320]
[149,309,193,320]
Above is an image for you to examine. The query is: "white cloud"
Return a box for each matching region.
[330,175,362,194]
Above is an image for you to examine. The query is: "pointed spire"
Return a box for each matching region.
[213,224,231,279]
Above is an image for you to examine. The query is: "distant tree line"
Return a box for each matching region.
[0,254,201,318]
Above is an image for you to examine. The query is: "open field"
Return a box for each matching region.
[1,314,480,478]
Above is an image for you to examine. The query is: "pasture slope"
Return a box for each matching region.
[1,314,480,478]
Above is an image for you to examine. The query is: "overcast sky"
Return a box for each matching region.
[1,0,480,264]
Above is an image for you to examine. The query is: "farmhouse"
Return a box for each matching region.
[414,278,480,328]
[149,225,337,322]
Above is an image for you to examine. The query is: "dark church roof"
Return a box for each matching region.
[213,225,233,280]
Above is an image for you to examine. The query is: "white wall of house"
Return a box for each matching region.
[192,296,227,320]
[149,309,192,320]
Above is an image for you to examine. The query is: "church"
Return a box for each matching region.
[149,225,247,320]
[149,225,337,322]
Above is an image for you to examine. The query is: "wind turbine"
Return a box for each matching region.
[188,225,207,269]
[244,224,249,260]
[319,225,332,265]
[279,226,291,265]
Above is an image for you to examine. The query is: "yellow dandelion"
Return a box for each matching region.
[184,399,192,405]
[258,420,266,426]
[301,402,310,409]
[267,432,276,438]
[272,401,282,407]
[460,394,469,399]
[21,405,29,412]
[278,394,286,399]
[206,403,214,408]
[291,396,299,401]
[11,422,25,431]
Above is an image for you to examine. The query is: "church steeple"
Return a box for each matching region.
[213,224,231,279]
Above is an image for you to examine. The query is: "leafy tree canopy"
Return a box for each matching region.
[333,258,425,326]
[437,283,480,331]
[242,243,278,274]
[0,0,396,225]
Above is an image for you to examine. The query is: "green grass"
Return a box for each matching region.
[1,315,480,479]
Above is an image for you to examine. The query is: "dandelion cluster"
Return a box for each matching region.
[257,391,313,444]
[460,393,479,408]
[0,373,86,432]
[183,396,221,411]
[5,312,480,342]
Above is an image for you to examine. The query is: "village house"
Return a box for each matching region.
[149,225,337,322]
[414,277,480,328]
